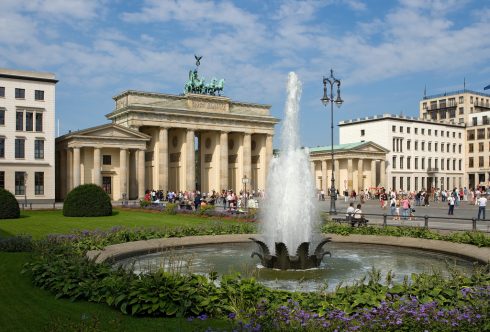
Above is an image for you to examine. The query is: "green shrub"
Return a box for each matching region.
[0,188,20,219]
[139,199,150,208]
[163,203,177,215]
[63,184,112,217]
[0,235,32,252]
[198,204,215,216]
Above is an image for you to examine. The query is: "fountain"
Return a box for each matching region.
[251,72,330,270]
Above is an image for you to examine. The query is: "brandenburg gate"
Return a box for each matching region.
[55,58,279,200]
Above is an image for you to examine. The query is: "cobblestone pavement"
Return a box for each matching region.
[316,197,490,233]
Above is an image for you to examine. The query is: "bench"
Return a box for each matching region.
[332,216,368,227]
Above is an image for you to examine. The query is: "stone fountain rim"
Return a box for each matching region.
[86,234,490,265]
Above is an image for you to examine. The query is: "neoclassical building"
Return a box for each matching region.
[56,91,278,200]
[309,142,389,194]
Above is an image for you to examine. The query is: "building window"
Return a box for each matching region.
[25,112,33,131]
[441,143,444,152]
[421,142,425,151]
[435,142,438,152]
[15,138,25,158]
[488,128,490,139]
[400,156,404,169]
[441,158,444,170]
[360,129,365,136]
[15,172,25,195]
[15,88,25,99]
[392,126,396,132]
[447,143,450,152]
[392,156,396,169]
[453,159,456,170]
[0,109,4,125]
[34,140,44,159]
[415,157,418,170]
[407,127,411,134]
[35,172,44,195]
[392,177,396,190]
[470,96,473,104]
[0,87,4,97]
[400,177,404,190]
[0,171,4,188]
[415,177,418,191]
[35,113,43,132]
[469,143,474,153]
[452,132,455,138]
[428,142,431,152]
[459,159,462,171]
[421,129,425,135]
[479,142,484,152]
[16,111,23,131]
[407,140,411,150]
[400,126,403,133]
[407,157,411,169]
[421,158,425,169]
[447,159,450,170]
[472,117,478,126]
[34,90,44,101]
[415,128,418,134]
[469,157,474,168]
[428,129,431,136]
[477,129,485,139]
[434,130,438,136]
[102,155,112,165]
[407,177,411,191]
[458,144,462,153]
[0,137,4,158]
[459,96,464,104]
[446,131,449,137]
[479,156,484,167]
[414,141,418,150]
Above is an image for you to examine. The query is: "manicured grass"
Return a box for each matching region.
[0,208,241,239]
[0,252,228,331]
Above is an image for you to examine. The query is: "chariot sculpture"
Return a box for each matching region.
[184,55,225,96]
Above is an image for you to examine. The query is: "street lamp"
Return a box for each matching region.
[321,69,343,214]
[242,175,249,210]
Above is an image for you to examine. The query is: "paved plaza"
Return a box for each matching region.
[317,197,490,233]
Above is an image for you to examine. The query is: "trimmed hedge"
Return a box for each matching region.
[63,184,112,217]
[0,188,20,219]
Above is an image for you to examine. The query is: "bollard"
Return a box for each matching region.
[383,214,387,227]
[472,218,476,231]
[424,215,429,228]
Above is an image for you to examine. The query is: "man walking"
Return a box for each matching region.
[477,195,487,220]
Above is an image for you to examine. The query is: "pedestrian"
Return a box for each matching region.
[401,196,410,220]
[477,195,487,220]
[390,195,396,219]
[447,194,455,215]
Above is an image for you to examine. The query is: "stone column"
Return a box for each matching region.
[265,134,273,173]
[335,159,340,193]
[347,158,353,191]
[137,149,145,199]
[59,148,66,198]
[321,160,328,194]
[186,129,195,191]
[357,159,364,192]
[380,160,386,188]
[120,148,127,200]
[243,133,252,182]
[220,131,228,191]
[67,148,73,192]
[73,147,81,188]
[93,147,101,186]
[158,127,168,191]
[371,160,377,188]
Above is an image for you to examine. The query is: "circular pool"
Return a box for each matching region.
[115,242,476,292]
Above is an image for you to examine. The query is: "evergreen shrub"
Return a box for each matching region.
[63,184,112,217]
[0,188,20,219]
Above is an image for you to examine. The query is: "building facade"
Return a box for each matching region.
[309,142,389,194]
[466,110,490,188]
[56,91,278,200]
[0,68,57,203]
[420,89,490,188]
[339,114,466,192]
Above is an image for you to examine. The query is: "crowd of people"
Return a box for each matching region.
[142,188,265,212]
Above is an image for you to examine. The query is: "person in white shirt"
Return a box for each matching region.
[447,195,455,215]
[477,195,487,220]
[346,202,355,221]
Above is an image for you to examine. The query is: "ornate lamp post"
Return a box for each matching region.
[321,69,343,214]
[242,175,249,211]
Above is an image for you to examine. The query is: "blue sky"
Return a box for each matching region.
[1,0,489,148]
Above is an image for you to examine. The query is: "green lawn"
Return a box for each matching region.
[0,208,240,239]
[0,209,240,331]
[0,252,229,331]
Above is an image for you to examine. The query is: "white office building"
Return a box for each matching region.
[339,114,466,192]
[0,68,57,204]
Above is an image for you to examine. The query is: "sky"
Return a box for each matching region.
[1,0,490,148]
